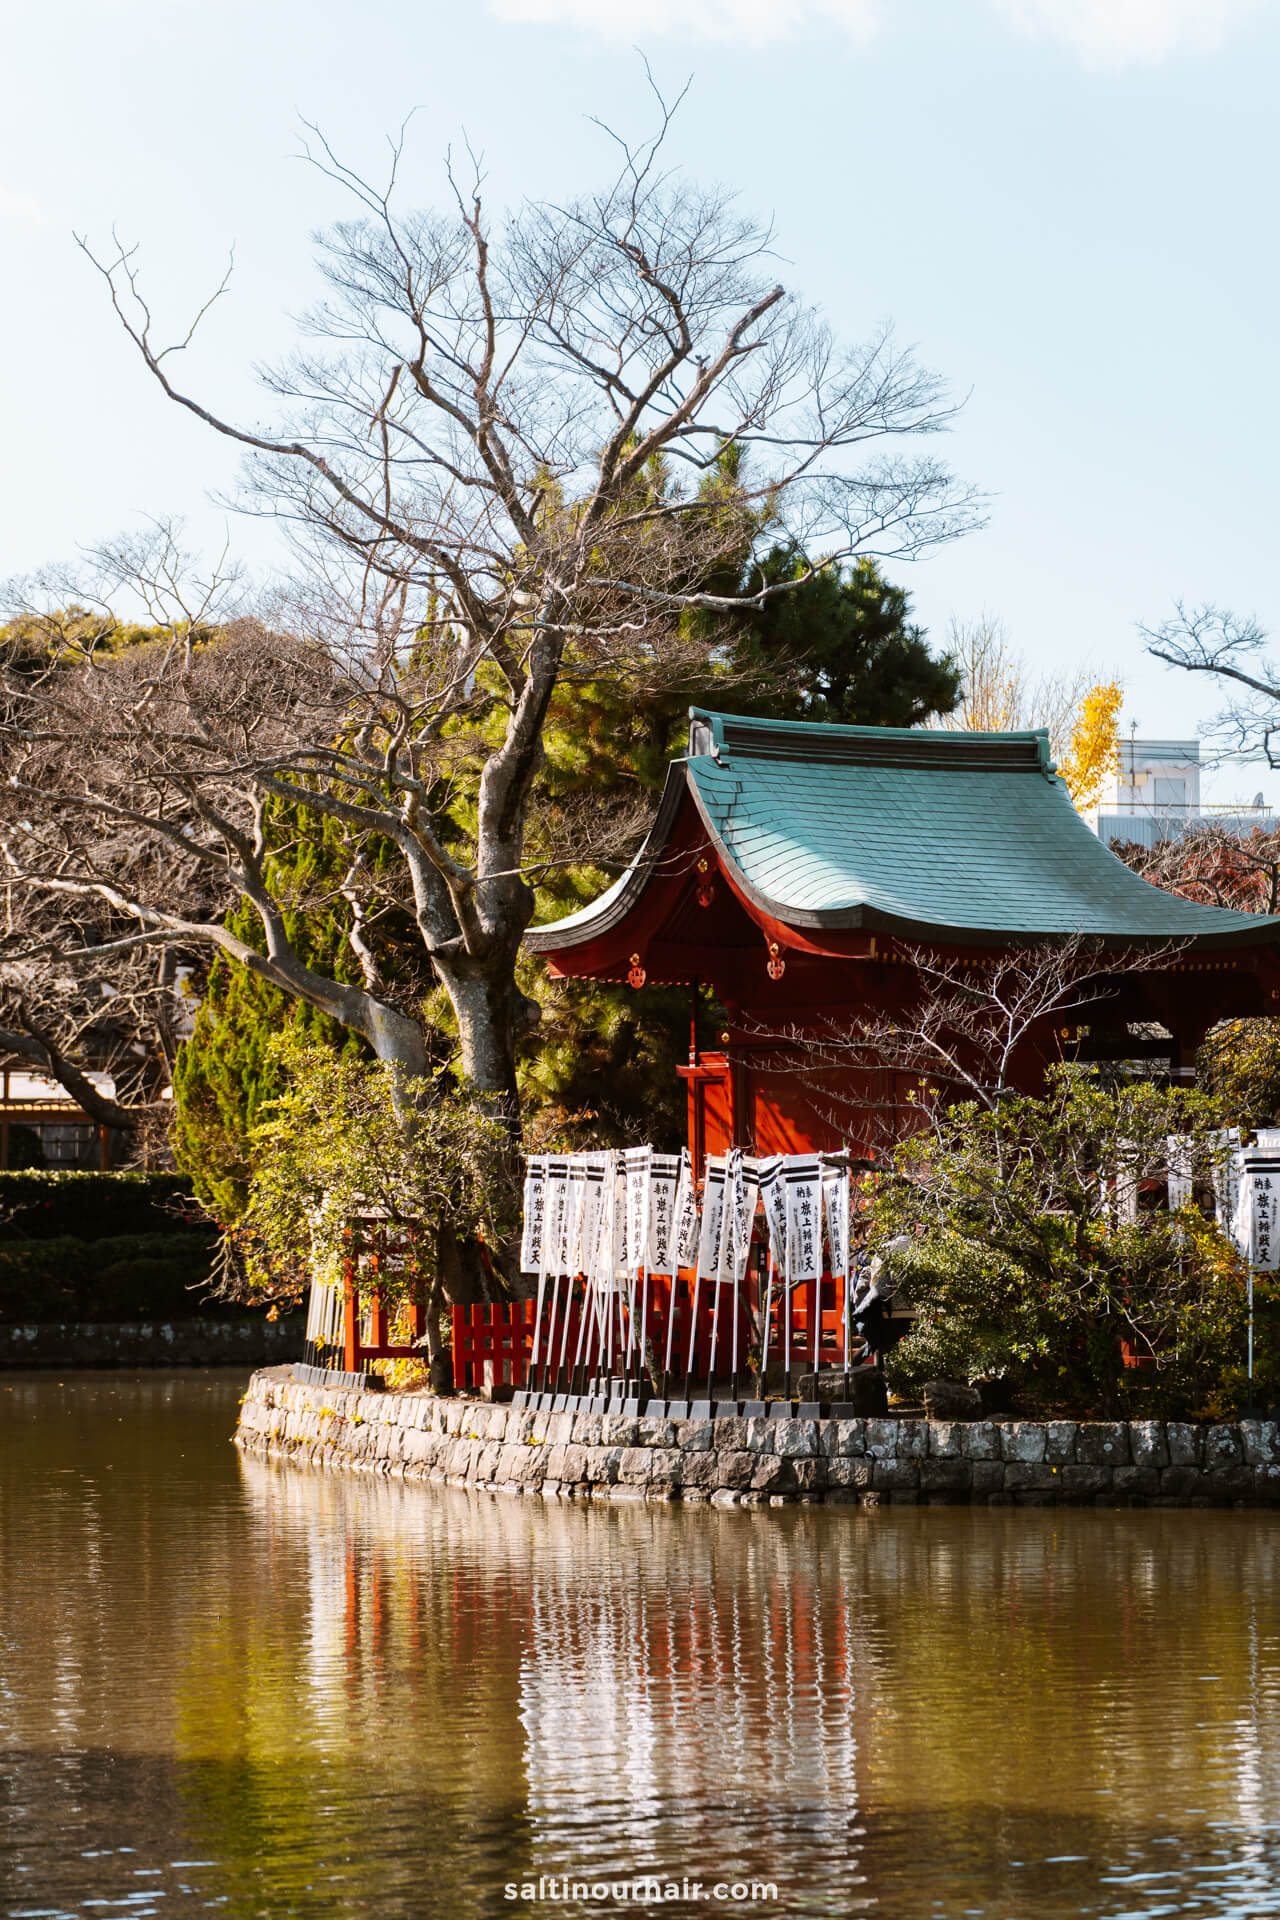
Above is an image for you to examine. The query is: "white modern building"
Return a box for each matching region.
[1093,737,1275,850]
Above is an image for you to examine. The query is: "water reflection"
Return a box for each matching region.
[4,1377,1280,1917]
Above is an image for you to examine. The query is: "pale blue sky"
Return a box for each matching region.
[3,0,1278,797]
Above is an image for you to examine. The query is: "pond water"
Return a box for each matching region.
[3,1374,1280,1919]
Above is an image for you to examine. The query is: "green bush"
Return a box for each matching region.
[0,1230,225,1322]
[1198,1018,1280,1128]
[871,1069,1262,1418]
[0,1172,197,1242]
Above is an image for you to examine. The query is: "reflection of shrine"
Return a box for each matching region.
[237,1458,1280,1914]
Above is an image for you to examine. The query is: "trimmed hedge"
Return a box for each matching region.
[0,1174,228,1322]
[0,1172,202,1242]
[0,1233,228,1322]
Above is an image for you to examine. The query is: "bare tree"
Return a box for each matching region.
[941,612,1091,760]
[1144,600,1280,766]
[3,92,982,1138]
[744,935,1185,1151]
[1112,821,1280,917]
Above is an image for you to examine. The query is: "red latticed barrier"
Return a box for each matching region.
[451,1300,537,1393]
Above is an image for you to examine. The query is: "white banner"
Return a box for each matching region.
[758,1155,787,1268]
[565,1158,588,1273]
[718,1150,759,1284]
[1233,1158,1280,1273]
[543,1157,570,1277]
[696,1155,727,1283]
[673,1148,700,1268]
[1166,1136,1193,1214]
[647,1152,682,1273]
[622,1145,652,1270]
[785,1157,824,1282]
[822,1166,850,1279]
[579,1153,609,1287]
[519,1155,547,1274]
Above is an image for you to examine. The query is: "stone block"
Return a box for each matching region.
[1043,1466,1105,1497]
[751,1454,797,1493]
[1075,1422,1130,1466]
[919,1458,970,1496]
[822,1418,865,1458]
[872,1458,920,1493]
[865,1418,900,1459]
[1166,1422,1203,1467]
[796,1365,886,1415]
[961,1422,1001,1461]
[638,1417,677,1448]
[1240,1420,1280,1466]
[571,1412,603,1448]
[648,1451,684,1491]
[1208,1465,1254,1502]
[1128,1422,1169,1469]
[1003,1463,1063,1494]
[772,1418,821,1459]
[1204,1425,1242,1471]
[968,1460,1005,1496]
[476,1441,503,1481]
[827,1457,873,1491]
[922,1378,984,1420]
[1111,1466,1161,1500]
[1160,1465,1210,1500]
[710,1488,741,1508]
[715,1451,756,1491]
[712,1416,747,1452]
[582,1447,622,1485]
[926,1421,963,1460]
[602,1414,639,1448]
[791,1457,827,1494]
[617,1447,652,1485]
[744,1419,775,1454]
[681,1450,720,1489]
[896,1421,928,1460]
[1045,1422,1078,1464]
[1001,1423,1047,1464]
[677,1420,714,1452]
[560,1444,586,1485]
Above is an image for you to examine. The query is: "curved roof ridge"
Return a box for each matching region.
[527,710,1280,953]
[688,706,1057,777]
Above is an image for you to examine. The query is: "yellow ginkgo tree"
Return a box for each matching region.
[1058,680,1123,812]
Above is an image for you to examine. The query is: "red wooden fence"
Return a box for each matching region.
[451,1300,538,1392]
[447,1267,862,1395]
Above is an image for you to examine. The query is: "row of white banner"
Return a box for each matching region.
[519,1148,853,1291]
[1215,1131,1280,1274]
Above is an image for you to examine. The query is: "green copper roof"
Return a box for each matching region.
[528,708,1280,950]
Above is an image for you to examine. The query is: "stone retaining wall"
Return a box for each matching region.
[1,1319,303,1369]
[235,1366,1280,1507]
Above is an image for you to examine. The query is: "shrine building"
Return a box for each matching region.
[525,709,1280,1160]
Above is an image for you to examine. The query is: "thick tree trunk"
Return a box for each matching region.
[436,953,537,1124]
